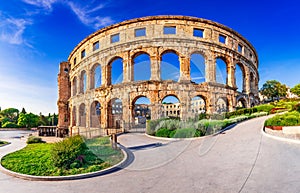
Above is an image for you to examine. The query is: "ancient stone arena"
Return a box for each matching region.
[57,15,259,136]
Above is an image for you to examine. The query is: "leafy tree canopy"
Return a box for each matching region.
[17,113,39,128]
[260,80,287,101]
[0,108,19,123]
[291,84,300,97]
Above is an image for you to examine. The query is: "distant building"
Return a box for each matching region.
[162,103,181,117]
[286,87,299,99]
[259,87,298,103]
[133,104,151,118]
[112,101,122,115]
[190,98,206,114]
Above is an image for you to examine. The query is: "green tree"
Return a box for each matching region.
[38,113,48,126]
[21,107,27,114]
[47,113,58,126]
[291,84,300,97]
[0,117,10,127]
[2,122,19,128]
[0,108,19,123]
[260,80,287,101]
[17,113,39,128]
[53,113,58,125]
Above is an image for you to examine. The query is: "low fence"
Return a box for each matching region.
[71,127,105,138]
[123,122,146,133]
[70,121,147,139]
[38,126,57,137]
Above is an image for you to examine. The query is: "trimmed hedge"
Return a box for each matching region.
[155,128,202,138]
[264,111,300,127]
[27,136,45,144]
[156,128,173,138]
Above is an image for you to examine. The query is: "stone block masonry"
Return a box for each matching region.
[57,15,259,137]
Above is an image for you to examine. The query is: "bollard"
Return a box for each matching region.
[111,133,117,149]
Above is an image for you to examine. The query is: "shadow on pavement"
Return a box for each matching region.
[127,142,163,151]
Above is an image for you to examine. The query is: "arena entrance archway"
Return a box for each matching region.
[107,98,123,131]
[190,96,206,116]
[161,95,181,119]
[127,96,151,133]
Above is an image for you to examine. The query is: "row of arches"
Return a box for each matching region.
[71,94,247,128]
[71,51,258,96]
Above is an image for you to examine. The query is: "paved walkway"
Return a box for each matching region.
[0,116,299,193]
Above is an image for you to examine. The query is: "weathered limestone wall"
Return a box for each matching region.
[58,15,259,135]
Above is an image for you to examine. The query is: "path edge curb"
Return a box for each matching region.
[261,127,300,144]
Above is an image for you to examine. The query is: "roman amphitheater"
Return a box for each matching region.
[57,15,259,136]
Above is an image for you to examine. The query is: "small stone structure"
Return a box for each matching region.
[57,15,259,137]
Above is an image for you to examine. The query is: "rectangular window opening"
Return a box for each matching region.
[135,28,146,37]
[74,57,77,65]
[163,26,176,34]
[111,33,120,43]
[193,28,204,38]
[238,44,243,53]
[219,34,226,44]
[81,50,86,59]
[93,41,99,51]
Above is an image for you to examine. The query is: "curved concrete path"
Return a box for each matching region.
[0,116,299,193]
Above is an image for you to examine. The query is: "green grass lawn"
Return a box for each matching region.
[1,136,123,176]
[85,137,124,166]
[0,140,9,147]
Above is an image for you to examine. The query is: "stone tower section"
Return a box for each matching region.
[57,61,71,137]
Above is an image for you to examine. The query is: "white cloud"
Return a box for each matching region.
[22,0,58,11]
[67,2,114,29]
[0,17,32,45]
[21,0,113,29]
[191,76,205,80]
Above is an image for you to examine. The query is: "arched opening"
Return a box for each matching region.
[72,77,77,96]
[133,96,151,123]
[216,98,228,113]
[249,93,255,107]
[72,106,76,126]
[236,98,247,109]
[133,53,151,81]
[107,98,123,128]
[80,70,87,93]
[216,58,227,85]
[110,57,123,85]
[161,95,180,118]
[90,101,101,128]
[235,64,244,92]
[190,96,206,115]
[190,53,205,83]
[161,51,180,81]
[79,103,86,127]
[90,64,101,89]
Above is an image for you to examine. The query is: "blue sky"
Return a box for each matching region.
[0,0,300,114]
